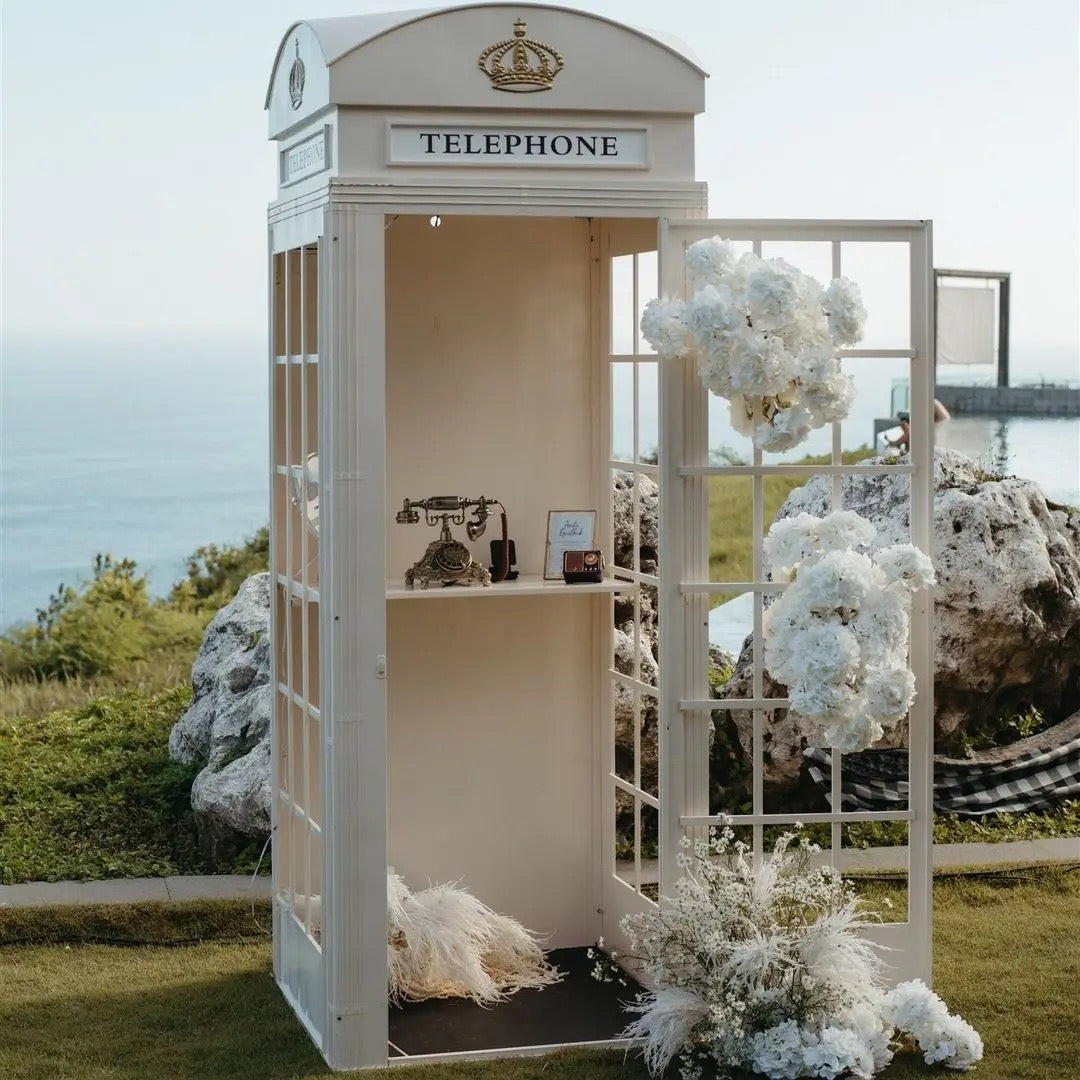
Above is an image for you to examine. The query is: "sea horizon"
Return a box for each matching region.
[1,332,1077,632]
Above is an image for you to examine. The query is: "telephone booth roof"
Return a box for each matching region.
[266,3,708,139]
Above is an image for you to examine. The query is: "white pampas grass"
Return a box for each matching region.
[283,875,561,1006]
[386,873,562,1005]
[622,987,710,1076]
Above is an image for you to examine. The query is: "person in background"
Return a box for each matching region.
[888,411,912,453]
[887,399,951,453]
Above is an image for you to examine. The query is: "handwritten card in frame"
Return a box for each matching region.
[544,510,598,580]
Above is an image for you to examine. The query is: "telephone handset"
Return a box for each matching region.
[395,495,516,588]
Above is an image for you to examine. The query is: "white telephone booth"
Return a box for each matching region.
[265,4,935,1070]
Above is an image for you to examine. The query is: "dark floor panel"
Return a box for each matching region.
[389,947,638,1057]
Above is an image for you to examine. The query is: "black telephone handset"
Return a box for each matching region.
[489,511,518,582]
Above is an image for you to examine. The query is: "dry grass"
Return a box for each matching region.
[1,872,1077,1080]
[0,653,196,720]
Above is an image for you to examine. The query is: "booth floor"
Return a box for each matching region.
[388,947,638,1057]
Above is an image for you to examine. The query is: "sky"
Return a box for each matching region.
[2,0,1078,362]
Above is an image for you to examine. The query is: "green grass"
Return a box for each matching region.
[0,689,266,883]
[1,872,1077,1079]
[776,803,1080,853]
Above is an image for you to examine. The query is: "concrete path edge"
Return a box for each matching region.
[1,838,1077,909]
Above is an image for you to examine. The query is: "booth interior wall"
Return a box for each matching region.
[384,214,602,948]
[387,597,600,947]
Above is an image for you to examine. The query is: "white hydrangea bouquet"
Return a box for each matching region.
[640,238,866,451]
[610,826,982,1079]
[762,510,935,753]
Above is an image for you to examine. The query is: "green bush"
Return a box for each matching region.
[0,529,270,708]
[169,526,269,611]
[0,555,207,683]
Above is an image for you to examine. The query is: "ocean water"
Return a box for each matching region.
[1,337,268,630]
[1,336,1077,631]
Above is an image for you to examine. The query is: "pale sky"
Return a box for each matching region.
[2,0,1078,360]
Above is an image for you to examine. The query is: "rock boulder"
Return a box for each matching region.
[720,449,1080,795]
[169,573,273,854]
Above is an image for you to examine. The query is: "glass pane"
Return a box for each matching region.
[707,394,750,467]
[610,254,635,353]
[273,252,286,358]
[635,251,658,353]
[708,475,753,587]
[275,690,290,795]
[841,354,911,459]
[306,603,320,708]
[837,241,911,352]
[842,823,909,923]
[287,249,303,356]
[757,240,834,291]
[706,705,752,819]
[306,712,321,827]
[636,361,659,464]
[613,470,634,571]
[641,690,659,799]
[303,244,318,354]
[614,682,636,784]
[612,362,634,462]
[614,788,636,886]
[640,803,659,899]
[289,699,305,810]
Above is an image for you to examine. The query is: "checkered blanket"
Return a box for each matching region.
[805,711,1080,817]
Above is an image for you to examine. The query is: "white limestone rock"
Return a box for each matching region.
[719,449,1080,794]
[169,573,273,845]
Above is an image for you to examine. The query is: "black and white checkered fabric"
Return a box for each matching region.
[805,712,1080,817]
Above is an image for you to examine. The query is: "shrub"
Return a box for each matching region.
[169,526,269,611]
[0,555,206,683]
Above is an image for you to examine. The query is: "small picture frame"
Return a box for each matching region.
[544,510,598,580]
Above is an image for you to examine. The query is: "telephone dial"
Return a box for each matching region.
[395,496,516,588]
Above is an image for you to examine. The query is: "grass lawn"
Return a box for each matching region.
[0,690,266,883]
[2,871,1077,1080]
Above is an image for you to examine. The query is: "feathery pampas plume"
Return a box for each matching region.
[287,875,561,1006]
[387,874,562,1005]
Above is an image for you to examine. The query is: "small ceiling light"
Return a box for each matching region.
[429,214,442,228]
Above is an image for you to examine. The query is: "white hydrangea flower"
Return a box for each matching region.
[640,239,868,449]
[640,296,690,358]
[882,980,983,1071]
[685,236,739,289]
[822,277,868,346]
[874,543,937,590]
[745,259,805,332]
[755,401,815,451]
[762,511,932,753]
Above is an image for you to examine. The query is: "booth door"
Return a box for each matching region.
[657,218,935,984]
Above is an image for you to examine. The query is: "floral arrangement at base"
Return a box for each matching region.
[603,827,981,1079]
[762,509,936,753]
[640,238,866,451]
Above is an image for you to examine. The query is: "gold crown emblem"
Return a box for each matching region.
[478,19,564,93]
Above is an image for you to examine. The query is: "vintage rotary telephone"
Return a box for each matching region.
[395,495,516,588]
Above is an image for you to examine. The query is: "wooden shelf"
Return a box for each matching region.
[386,574,633,600]
[276,575,320,603]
